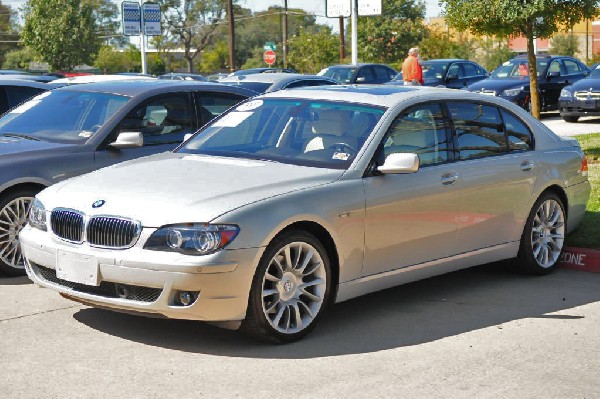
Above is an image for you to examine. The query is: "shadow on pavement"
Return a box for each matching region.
[73,262,600,359]
[0,275,32,286]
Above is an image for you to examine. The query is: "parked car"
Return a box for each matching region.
[387,59,488,88]
[559,63,600,122]
[158,73,208,81]
[0,80,255,275]
[317,64,398,84]
[228,68,296,77]
[52,74,156,85]
[21,85,590,343]
[0,79,60,115]
[0,74,61,83]
[219,73,340,93]
[466,54,589,112]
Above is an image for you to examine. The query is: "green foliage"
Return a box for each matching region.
[419,29,477,60]
[94,45,133,73]
[87,0,127,48]
[3,47,37,70]
[22,0,101,71]
[199,41,229,73]
[476,37,515,72]
[550,33,580,57]
[0,3,20,67]
[357,0,427,64]
[286,27,339,73]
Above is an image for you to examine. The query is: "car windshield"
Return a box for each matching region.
[222,81,271,93]
[421,61,450,79]
[317,67,358,83]
[490,59,549,78]
[179,98,386,169]
[0,90,130,143]
[589,65,600,78]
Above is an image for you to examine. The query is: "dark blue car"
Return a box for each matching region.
[387,59,488,89]
[559,64,600,122]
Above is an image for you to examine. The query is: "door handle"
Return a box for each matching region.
[441,171,458,185]
[520,160,535,172]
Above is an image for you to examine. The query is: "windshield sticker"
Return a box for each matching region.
[332,152,350,161]
[10,100,40,114]
[79,131,93,138]
[212,111,253,127]
[237,100,263,111]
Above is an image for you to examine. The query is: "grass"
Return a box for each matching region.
[565,133,600,249]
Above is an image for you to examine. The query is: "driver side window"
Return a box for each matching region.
[383,103,450,166]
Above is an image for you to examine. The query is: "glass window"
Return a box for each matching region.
[447,101,507,159]
[548,61,562,75]
[4,86,46,109]
[463,63,479,77]
[563,59,581,75]
[374,66,394,82]
[383,103,449,166]
[198,92,246,125]
[115,93,195,145]
[180,99,386,170]
[447,63,462,78]
[356,67,376,83]
[500,110,532,151]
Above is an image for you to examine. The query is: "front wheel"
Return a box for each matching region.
[241,230,332,343]
[562,115,579,123]
[516,193,566,275]
[0,189,38,276]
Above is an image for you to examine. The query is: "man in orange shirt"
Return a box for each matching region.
[402,47,424,85]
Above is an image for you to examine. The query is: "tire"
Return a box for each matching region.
[562,115,579,123]
[516,192,566,275]
[0,189,38,276]
[241,230,332,343]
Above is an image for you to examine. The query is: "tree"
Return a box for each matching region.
[357,0,428,66]
[88,0,127,48]
[287,26,339,73]
[22,0,100,71]
[477,37,514,72]
[442,0,599,119]
[419,29,477,60]
[0,2,20,67]
[550,33,580,57]
[156,0,228,73]
[3,47,37,70]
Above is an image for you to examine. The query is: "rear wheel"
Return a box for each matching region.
[562,115,579,123]
[0,189,37,276]
[241,230,332,343]
[516,193,566,275]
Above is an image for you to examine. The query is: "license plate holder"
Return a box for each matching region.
[56,250,99,286]
[581,99,598,110]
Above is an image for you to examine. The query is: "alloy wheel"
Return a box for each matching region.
[0,196,33,270]
[530,199,565,268]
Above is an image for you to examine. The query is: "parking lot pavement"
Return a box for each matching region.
[2,263,600,398]
[541,112,600,136]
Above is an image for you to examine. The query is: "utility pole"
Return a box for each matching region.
[283,0,288,68]
[339,16,345,62]
[227,0,235,72]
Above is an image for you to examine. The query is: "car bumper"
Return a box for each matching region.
[559,99,600,117]
[20,225,264,323]
[565,180,592,233]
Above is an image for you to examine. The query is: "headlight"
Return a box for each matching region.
[501,87,523,97]
[144,223,239,255]
[560,88,572,98]
[28,198,47,231]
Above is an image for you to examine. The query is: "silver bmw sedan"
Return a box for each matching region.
[20,85,591,343]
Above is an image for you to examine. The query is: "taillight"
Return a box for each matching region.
[582,156,588,176]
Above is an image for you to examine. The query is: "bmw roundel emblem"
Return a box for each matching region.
[92,200,106,208]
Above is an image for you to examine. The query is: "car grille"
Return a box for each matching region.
[87,217,140,248]
[574,91,600,100]
[32,263,162,303]
[50,209,141,248]
[50,209,84,243]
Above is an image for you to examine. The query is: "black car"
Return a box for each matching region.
[317,63,398,84]
[0,80,255,275]
[219,73,339,93]
[466,54,589,112]
[158,73,208,81]
[387,59,488,88]
[228,68,296,77]
[559,64,600,122]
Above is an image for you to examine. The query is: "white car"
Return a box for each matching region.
[21,85,591,343]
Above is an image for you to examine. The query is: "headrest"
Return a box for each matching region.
[312,109,351,136]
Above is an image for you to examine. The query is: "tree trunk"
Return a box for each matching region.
[526,23,540,119]
[186,57,194,73]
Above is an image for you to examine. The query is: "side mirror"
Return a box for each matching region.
[378,153,420,174]
[110,132,143,149]
[355,76,366,83]
[446,74,459,81]
[547,71,560,78]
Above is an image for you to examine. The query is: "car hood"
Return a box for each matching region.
[467,78,529,93]
[567,77,600,92]
[39,152,344,227]
[0,134,72,156]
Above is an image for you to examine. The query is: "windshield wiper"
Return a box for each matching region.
[2,133,41,141]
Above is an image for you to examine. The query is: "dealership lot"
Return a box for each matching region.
[2,263,600,397]
[542,112,600,136]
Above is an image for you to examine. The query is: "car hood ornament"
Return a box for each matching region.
[92,200,106,208]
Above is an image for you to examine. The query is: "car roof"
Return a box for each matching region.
[0,78,53,89]
[53,79,258,97]
[324,63,394,69]
[423,59,466,63]
[220,73,334,84]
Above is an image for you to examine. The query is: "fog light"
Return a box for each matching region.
[177,291,197,306]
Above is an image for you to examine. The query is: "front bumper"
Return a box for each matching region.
[20,225,264,323]
[559,99,600,117]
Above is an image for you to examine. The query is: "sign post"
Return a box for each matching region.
[122,1,161,75]
[263,50,276,66]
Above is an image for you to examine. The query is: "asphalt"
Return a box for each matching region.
[541,112,600,136]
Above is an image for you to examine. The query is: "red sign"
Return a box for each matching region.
[263,50,276,66]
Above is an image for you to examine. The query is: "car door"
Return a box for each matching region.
[541,60,567,109]
[462,62,487,87]
[445,62,465,89]
[445,101,537,254]
[355,66,376,84]
[94,92,197,169]
[362,102,460,276]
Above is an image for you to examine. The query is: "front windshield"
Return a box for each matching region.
[0,90,130,143]
[317,67,358,83]
[490,59,549,78]
[421,61,450,79]
[589,65,600,78]
[179,98,386,169]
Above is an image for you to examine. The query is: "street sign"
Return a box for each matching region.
[263,50,276,66]
[142,2,161,36]
[122,1,141,36]
[263,41,276,51]
[326,0,382,17]
[358,0,382,16]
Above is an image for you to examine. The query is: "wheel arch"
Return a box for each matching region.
[0,182,47,202]
[539,184,569,219]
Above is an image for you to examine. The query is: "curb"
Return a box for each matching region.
[558,246,600,273]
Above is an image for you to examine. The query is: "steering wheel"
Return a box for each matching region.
[327,142,358,154]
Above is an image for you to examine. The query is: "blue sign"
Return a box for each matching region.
[122,2,141,36]
[143,3,161,36]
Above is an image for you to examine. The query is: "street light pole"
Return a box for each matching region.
[283,0,288,68]
[227,0,235,72]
